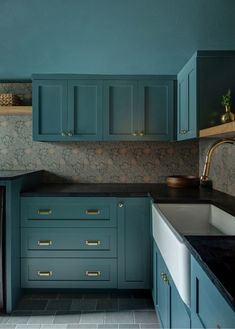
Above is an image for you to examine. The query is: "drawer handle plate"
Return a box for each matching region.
[38,240,53,246]
[86,240,101,246]
[85,209,100,215]
[37,271,53,277]
[85,271,101,277]
[38,209,52,215]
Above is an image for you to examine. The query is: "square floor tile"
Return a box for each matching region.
[96,300,118,311]
[70,300,97,312]
[105,311,134,324]
[80,312,105,324]
[46,300,72,311]
[54,311,81,324]
[134,311,158,324]
[28,310,55,324]
[16,300,48,311]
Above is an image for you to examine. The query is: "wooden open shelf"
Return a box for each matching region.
[0,106,32,116]
[199,121,235,138]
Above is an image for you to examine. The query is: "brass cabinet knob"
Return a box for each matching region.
[38,240,53,246]
[67,131,73,137]
[118,202,124,208]
[85,271,101,277]
[180,129,188,134]
[61,131,66,137]
[132,132,138,137]
[139,131,144,137]
[86,240,101,246]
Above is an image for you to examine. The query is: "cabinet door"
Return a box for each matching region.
[191,256,235,329]
[177,56,197,140]
[117,198,150,288]
[138,80,174,141]
[157,250,171,329]
[103,80,139,140]
[68,80,103,140]
[33,80,68,141]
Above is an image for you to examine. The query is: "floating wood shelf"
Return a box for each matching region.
[0,106,32,116]
[199,121,235,138]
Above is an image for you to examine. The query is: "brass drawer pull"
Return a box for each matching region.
[86,240,101,246]
[38,240,53,246]
[37,271,52,277]
[38,209,52,215]
[85,209,100,215]
[85,271,101,277]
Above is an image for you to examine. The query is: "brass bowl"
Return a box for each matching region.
[166,175,200,188]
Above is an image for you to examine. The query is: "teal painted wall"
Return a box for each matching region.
[1,0,235,79]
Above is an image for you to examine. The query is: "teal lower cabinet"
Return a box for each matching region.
[20,196,151,291]
[117,198,151,289]
[21,258,117,288]
[191,256,235,328]
[153,242,190,329]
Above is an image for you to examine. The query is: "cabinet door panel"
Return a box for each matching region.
[118,198,150,288]
[139,80,174,141]
[103,80,138,140]
[33,80,67,141]
[191,257,235,329]
[157,250,170,329]
[177,56,197,140]
[68,80,103,140]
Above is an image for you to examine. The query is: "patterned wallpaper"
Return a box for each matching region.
[0,116,199,183]
[199,138,235,197]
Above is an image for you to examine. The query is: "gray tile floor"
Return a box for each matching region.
[0,292,159,329]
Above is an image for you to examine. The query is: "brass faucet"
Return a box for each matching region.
[200,138,235,187]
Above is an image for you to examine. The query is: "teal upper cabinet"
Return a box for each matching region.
[103,80,139,140]
[33,77,103,141]
[177,51,235,140]
[67,80,103,140]
[33,79,68,140]
[33,75,175,141]
[104,78,174,141]
[177,56,197,140]
[139,80,174,141]
[117,198,151,289]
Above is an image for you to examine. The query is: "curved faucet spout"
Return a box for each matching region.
[200,138,235,186]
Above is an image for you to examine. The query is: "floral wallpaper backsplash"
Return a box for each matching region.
[199,139,235,197]
[0,116,199,183]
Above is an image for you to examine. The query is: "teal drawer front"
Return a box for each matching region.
[21,228,117,257]
[21,197,116,227]
[21,258,117,288]
[191,257,235,328]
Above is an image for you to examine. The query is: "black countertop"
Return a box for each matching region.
[0,170,44,180]
[184,236,235,311]
[21,183,235,217]
[20,182,235,310]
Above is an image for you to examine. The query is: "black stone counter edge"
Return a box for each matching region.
[184,238,235,312]
[0,170,45,180]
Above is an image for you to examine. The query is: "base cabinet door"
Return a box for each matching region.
[191,256,235,329]
[118,198,150,288]
[153,242,190,329]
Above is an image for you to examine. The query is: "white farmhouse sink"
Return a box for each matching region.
[152,203,235,307]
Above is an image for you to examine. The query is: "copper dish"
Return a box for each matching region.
[166,175,200,188]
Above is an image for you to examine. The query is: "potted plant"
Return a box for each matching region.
[221,89,235,123]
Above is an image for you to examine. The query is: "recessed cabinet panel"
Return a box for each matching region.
[103,80,138,140]
[139,80,174,141]
[68,80,103,140]
[118,198,150,288]
[33,80,67,140]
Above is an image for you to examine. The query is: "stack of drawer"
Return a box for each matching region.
[21,197,117,288]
